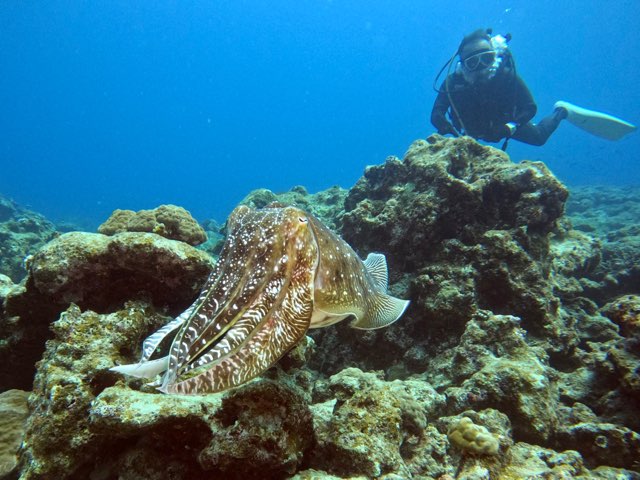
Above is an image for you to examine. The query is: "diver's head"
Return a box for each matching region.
[457,29,499,82]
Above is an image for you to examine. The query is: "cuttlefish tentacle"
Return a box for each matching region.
[163,254,315,394]
[111,204,409,395]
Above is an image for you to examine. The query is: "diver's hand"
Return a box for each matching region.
[487,122,517,142]
[504,122,517,138]
[438,123,459,137]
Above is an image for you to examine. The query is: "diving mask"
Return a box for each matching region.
[462,51,496,71]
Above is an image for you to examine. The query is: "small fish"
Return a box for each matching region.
[111,204,409,394]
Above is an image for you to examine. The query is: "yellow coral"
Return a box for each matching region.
[447,417,499,455]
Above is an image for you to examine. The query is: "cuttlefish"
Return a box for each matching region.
[111,204,409,394]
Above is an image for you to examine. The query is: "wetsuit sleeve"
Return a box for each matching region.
[431,85,458,136]
[512,75,537,125]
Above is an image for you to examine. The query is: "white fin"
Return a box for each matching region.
[141,307,193,362]
[309,309,352,329]
[363,253,388,291]
[110,356,170,379]
[555,101,637,141]
[350,293,410,330]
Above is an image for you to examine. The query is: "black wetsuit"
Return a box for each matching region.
[431,63,563,146]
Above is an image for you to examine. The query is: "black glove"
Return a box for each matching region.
[438,123,459,137]
[484,122,517,142]
[504,122,517,138]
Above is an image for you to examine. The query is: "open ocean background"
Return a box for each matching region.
[1,0,638,227]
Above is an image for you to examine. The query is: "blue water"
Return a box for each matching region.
[1,1,638,227]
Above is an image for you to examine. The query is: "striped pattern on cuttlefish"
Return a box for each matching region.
[111,203,409,395]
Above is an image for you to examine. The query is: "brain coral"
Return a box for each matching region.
[447,417,500,455]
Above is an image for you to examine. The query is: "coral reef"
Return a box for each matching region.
[0,389,30,479]
[0,230,213,392]
[566,185,640,303]
[98,204,207,246]
[0,194,58,283]
[447,416,500,456]
[238,185,348,232]
[309,368,447,478]
[310,135,570,375]
[18,300,315,480]
[28,231,213,310]
[2,136,639,479]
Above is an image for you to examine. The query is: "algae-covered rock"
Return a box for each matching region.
[29,231,213,310]
[0,194,58,283]
[0,389,30,479]
[89,380,313,480]
[239,185,348,232]
[310,135,570,378]
[0,231,213,392]
[342,136,567,268]
[555,421,640,471]
[566,185,640,304]
[419,312,558,444]
[199,380,314,478]
[98,204,207,246]
[309,368,449,478]
[18,298,314,479]
[19,303,168,479]
[601,295,640,340]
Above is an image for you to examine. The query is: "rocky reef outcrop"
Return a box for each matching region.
[0,231,213,392]
[565,185,640,303]
[238,184,348,233]
[310,136,573,375]
[1,136,639,479]
[98,204,207,246]
[0,195,58,283]
[0,389,30,479]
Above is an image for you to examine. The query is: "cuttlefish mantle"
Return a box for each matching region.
[111,204,409,394]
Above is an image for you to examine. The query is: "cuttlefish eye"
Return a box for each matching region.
[298,216,308,224]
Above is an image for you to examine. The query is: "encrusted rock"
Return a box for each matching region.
[0,389,30,478]
[19,303,168,479]
[555,420,640,470]
[342,136,567,267]
[310,368,449,478]
[29,231,213,310]
[601,295,640,339]
[199,380,314,478]
[566,186,640,303]
[98,205,207,246]
[239,185,348,232]
[0,194,58,282]
[0,231,213,392]
[310,135,569,377]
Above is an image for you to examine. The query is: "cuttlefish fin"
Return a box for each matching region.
[110,356,170,379]
[350,292,410,330]
[363,253,388,291]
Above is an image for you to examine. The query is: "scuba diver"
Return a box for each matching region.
[431,28,636,150]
